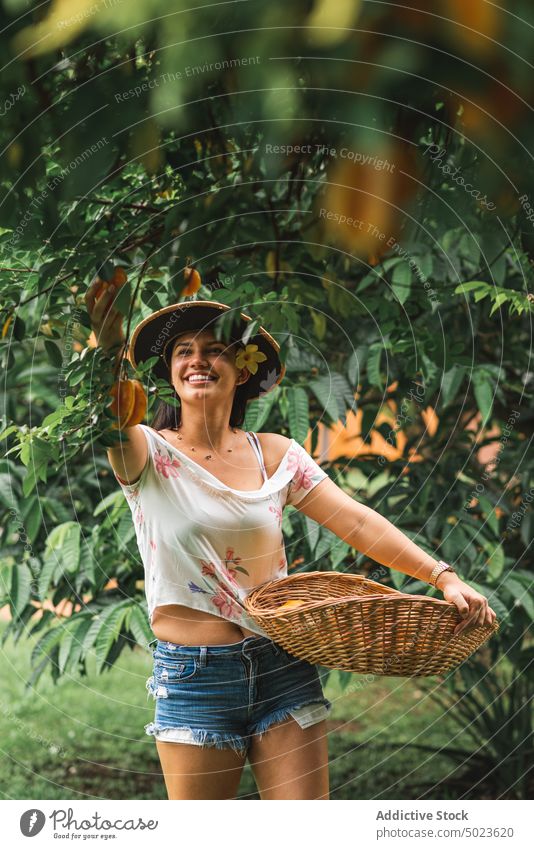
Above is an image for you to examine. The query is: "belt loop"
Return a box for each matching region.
[199,646,208,667]
[272,641,281,656]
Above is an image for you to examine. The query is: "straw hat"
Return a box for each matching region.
[126,300,285,401]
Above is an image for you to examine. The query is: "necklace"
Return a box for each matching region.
[169,426,239,460]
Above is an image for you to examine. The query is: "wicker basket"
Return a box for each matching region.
[244,571,500,677]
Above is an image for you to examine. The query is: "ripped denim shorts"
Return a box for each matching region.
[144,634,332,758]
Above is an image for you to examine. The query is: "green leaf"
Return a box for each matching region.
[31,623,65,667]
[505,577,534,621]
[42,407,68,428]
[454,281,487,294]
[128,605,153,648]
[478,495,499,536]
[60,616,93,674]
[82,614,105,657]
[346,346,366,388]
[10,561,33,619]
[441,364,465,407]
[44,340,63,368]
[113,279,132,317]
[303,515,321,553]
[489,291,509,316]
[243,386,280,431]
[390,567,406,591]
[63,523,81,574]
[415,253,433,279]
[94,604,129,674]
[58,618,80,675]
[331,372,357,426]
[20,442,31,466]
[330,536,350,569]
[44,521,81,574]
[21,494,42,542]
[241,318,260,346]
[309,376,340,424]
[93,489,124,518]
[287,386,309,443]
[391,261,412,305]
[0,425,18,442]
[22,467,38,498]
[37,555,60,601]
[0,473,17,510]
[366,344,383,390]
[310,310,326,340]
[484,541,505,580]
[315,526,338,560]
[472,368,494,429]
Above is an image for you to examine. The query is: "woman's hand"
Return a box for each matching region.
[84,278,125,350]
[436,573,497,636]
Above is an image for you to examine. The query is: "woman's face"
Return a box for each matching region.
[169,329,249,404]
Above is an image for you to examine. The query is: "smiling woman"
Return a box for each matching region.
[87,293,497,800]
[96,300,336,799]
[172,336,230,386]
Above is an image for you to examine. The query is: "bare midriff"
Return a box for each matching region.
[151,603,260,646]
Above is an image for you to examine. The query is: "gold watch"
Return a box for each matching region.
[429,560,457,587]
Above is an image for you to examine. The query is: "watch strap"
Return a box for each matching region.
[429,560,456,587]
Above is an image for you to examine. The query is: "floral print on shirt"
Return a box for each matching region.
[286,442,328,505]
[154,448,181,479]
[211,587,243,618]
[189,546,251,619]
[115,474,145,527]
[287,445,315,493]
[268,502,282,527]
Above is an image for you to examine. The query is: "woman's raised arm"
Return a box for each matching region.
[84,276,147,486]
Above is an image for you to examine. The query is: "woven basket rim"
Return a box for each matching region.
[244,590,459,616]
[246,570,404,594]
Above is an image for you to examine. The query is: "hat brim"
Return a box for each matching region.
[127,300,285,402]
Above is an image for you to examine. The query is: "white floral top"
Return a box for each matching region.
[114,424,329,637]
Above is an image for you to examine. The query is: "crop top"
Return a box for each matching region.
[113,424,330,637]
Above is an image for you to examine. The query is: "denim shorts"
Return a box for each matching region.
[144,635,332,758]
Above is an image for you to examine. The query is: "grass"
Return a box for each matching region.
[0,620,478,800]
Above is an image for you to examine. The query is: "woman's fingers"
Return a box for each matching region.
[453,600,496,635]
[475,603,488,627]
[84,280,98,312]
[90,284,116,320]
[83,277,125,351]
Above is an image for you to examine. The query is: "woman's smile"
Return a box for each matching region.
[183,374,219,386]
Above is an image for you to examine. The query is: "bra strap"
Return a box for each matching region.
[246,432,268,482]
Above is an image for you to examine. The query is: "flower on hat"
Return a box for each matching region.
[235,343,267,375]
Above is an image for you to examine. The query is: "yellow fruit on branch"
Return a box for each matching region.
[182,266,201,296]
[94,266,128,301]
[109,378,147,430]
